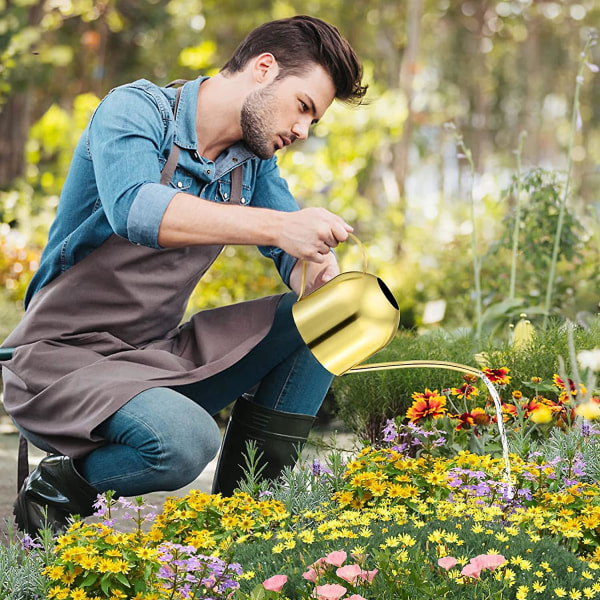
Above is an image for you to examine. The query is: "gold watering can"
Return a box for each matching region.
[292,233,400,376]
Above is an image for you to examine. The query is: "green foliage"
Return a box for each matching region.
[485,167,589,314]
[0,523,53,600]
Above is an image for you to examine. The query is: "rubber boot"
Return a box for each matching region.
[14,455,99,536]
[211,396,315,496]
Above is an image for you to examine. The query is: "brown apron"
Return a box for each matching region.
[2,87,283,459]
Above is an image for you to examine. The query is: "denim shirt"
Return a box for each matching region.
[25,76,299,307]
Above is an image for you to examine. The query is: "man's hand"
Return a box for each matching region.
[289,250,340,296]
[277,207,353,263]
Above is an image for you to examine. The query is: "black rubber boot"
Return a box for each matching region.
[211,396,315,496]
[14,455,99,536]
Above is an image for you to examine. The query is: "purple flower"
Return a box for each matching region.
[382,418,398,442]
[21,533,42,550]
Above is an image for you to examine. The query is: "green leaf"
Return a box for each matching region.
[80,571,98,587]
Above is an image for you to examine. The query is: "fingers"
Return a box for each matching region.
[280,208,354,263]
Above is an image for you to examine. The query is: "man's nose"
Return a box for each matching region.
[291,118,311,140]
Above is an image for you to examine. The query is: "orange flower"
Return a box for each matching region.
[500,403,517,421]
[455,407,490,430]
[553,374,586,401]
[482,367,511,386]
[451,384,479,400]
[406,389,447,422]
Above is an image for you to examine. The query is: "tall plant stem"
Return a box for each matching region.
[463,145,482,347]
[509,132,526,301]
[445,123,482,346]
[543,34,594,326]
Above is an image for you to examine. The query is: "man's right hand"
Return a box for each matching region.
[276,207,353,263]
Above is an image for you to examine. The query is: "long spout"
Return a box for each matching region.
[347,360,482,378]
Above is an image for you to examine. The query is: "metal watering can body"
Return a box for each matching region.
[292,269,400,376]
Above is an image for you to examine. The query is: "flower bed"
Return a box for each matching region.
[4,358,600,600]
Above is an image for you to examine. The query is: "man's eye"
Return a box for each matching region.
[300,101,308,111]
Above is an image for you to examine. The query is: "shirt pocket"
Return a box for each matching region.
[217,180,232,203]
[169,168,193,192]
[216,177,251,204]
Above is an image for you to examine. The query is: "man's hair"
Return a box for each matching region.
[221,15,367,104]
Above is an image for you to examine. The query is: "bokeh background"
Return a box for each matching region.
[1,0,599,340]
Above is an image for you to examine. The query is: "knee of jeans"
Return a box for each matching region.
[156,416,222,491]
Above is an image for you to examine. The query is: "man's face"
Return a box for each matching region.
[241,64,336,159]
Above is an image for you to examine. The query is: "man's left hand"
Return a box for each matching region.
[289,251,340,296]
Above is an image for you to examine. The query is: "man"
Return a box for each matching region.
[1,15,367,535]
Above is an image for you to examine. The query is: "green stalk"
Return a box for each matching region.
[462,143,482,347]
[444,122,482,346]
[543,34,594,326]
[509,132,526,301]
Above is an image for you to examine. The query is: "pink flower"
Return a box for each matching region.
[471,554,506,571]
[347,596,368,600]
[460,562,481,579]
[438,556,458,570]
[303,567,318,583]
[263,574,287,592]
[324,550,347,567]
[358,568,378,583]
[314,583,347,600]
[336,564,362,583]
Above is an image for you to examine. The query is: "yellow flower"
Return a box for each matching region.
[48,587,69,600]
[43,565,65,581]
[516,585,529,600]
[576,401,600,420]
[135,547,158,560]
[70,590,89,600]
[569,590,583,600]
[78,555,97,571]
[272,543,285,554]
[533,581,547,594]
[298,529,315,544]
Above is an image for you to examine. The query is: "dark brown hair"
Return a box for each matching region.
[221,15,367,104]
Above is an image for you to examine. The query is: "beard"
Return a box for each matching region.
[240,83,280,159]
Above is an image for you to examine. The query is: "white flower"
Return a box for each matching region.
[577,349,600,372]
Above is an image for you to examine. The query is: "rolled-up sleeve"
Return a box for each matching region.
[87,85,174,248]
[252,156,300,287]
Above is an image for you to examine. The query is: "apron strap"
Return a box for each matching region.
[231,164,243,205]
[160,86,183,186]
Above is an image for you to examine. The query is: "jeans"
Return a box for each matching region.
[73,293,333,496]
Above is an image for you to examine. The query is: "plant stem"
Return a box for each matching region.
[509,132,526,301]
[463,144,482,347]
[543,34,594,326]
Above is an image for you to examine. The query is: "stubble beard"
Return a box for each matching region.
[240,84,278,160]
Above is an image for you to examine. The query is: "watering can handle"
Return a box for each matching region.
[297,232,368,300]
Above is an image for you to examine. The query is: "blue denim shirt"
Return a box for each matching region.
[25,76,299,307]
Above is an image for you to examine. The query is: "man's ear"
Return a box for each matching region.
[252,53,279,83]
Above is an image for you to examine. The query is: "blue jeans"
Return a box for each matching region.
[72,293,333,496]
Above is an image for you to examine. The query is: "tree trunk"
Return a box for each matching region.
[393,0,423,198]
[0,92,32,188]
[0,0,45,189]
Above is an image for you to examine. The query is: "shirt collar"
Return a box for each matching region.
[173,77,257,177]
